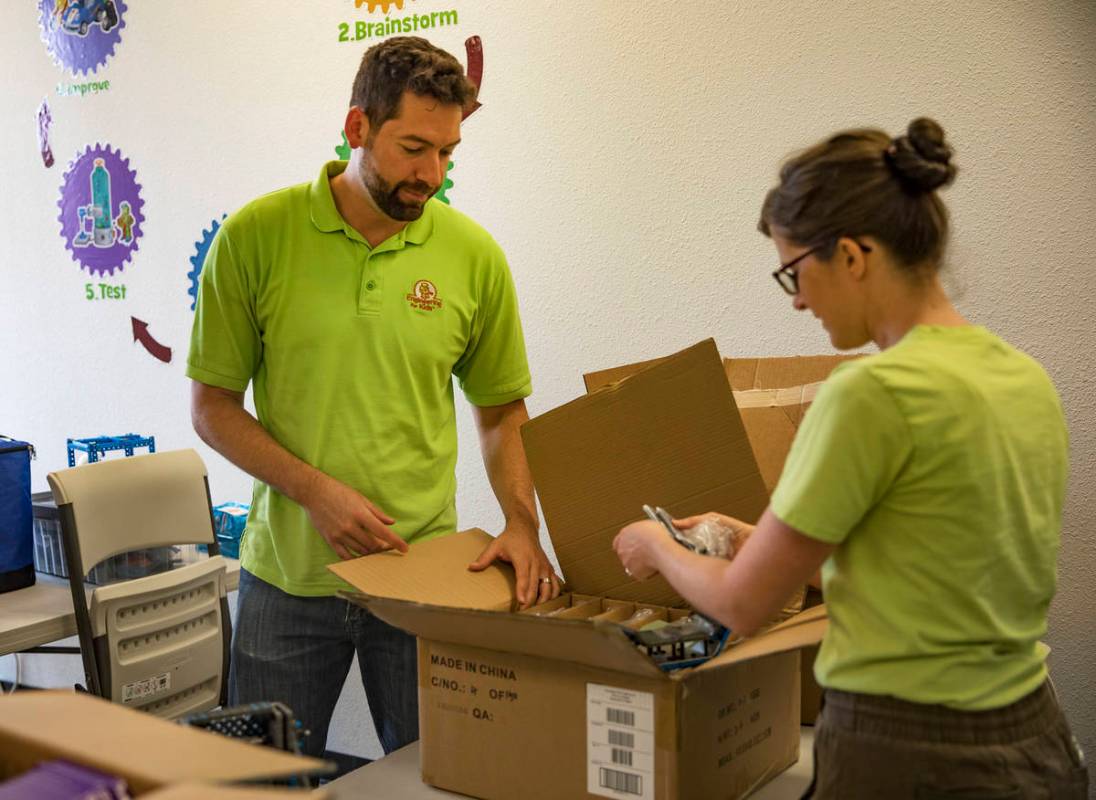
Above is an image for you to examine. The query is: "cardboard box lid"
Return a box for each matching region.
[0,691,329,795]
[329,529,515,612]
[348,592,666,679]
[522,339,769,607]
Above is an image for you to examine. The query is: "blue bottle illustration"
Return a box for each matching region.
[90,158,115,248]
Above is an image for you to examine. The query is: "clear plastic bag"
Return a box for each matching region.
[677,515,739,559]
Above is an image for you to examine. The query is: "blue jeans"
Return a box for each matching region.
[230,569,418,758]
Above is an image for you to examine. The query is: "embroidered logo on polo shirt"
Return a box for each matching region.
[407,279,442,311]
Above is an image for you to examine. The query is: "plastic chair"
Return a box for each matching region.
[47,449,231,719]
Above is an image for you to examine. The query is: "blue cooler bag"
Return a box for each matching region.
[0,437,35,593]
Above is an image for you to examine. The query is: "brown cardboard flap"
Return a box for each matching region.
[143,786,331,799]
[724,355,859,391]
[523,339,769,607]
[696,604,828,673]
[0,691,329,794]
[585,354,858,395]
[582,353,670,393]
[347,594,665,679]
[327,528,515,612]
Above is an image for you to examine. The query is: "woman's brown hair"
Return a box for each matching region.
[759,118,958,272]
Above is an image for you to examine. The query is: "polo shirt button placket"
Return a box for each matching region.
[359,253,383,316]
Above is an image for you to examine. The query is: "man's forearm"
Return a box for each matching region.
[191,384,321,505]
[473,400,538,534]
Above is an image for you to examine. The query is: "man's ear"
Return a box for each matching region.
[836,236,869,282]
[344,106,372,149]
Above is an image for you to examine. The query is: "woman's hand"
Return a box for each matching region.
[673,512,755,556]
[613,520,671,580]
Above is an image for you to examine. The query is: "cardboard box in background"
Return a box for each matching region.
[0,691,328,796]
[334,340,828,800]
[585,353,858,494]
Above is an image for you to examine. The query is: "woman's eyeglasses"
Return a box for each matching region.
[771,240,872,295]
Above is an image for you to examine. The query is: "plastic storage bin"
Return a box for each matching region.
[211,502,248,559]
[31,491,197,585]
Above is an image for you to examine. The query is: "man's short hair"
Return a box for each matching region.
[350,37,476,131]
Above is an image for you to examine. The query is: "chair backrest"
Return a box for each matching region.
[46,448,231,718]
[89,557,228,719]
[47,449,215,576]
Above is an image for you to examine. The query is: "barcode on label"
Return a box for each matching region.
[611,748,634,766]
[607,707,635,727]
[600,767,642,795]
[608,729,635,748]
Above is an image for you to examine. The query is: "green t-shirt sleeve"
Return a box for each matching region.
[770,364,912,544]
[453,245,532,407]
[185,224,261,392]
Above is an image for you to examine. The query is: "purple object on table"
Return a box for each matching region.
[0,759,130,799]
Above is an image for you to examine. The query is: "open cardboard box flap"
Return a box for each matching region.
[521,338,769,608]
[329,528,515,612]
[0,691,329,795]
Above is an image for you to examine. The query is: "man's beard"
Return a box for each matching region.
[358,154,434,222]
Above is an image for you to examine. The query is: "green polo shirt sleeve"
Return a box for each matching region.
[770,363,912,543]
[186,221,261,393]
[452,242,532,407]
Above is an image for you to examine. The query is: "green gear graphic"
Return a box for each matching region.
[335,132,351,161]
[434,161,455,205]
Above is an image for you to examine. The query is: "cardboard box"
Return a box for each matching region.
[0,691,329,796]
[332,340,829,800]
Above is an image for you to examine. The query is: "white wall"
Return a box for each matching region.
[2,0,1093,776]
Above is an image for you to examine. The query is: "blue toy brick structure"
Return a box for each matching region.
[67,433,155,467]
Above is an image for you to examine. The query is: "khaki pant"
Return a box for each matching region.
[803,682,1089,799]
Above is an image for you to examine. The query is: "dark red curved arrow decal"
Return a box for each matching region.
[131,317,172,363]
[463,36,483,121]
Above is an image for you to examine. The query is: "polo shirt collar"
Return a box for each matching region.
[310,161,434,246]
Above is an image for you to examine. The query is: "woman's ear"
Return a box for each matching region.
[836,236,870,282]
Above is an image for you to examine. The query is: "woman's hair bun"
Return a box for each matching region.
[884,117,957,193]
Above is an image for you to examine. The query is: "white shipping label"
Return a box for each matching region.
[121,671,171,703]
[587,683,655,800]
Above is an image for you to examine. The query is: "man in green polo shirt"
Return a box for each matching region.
[187,37,559,759]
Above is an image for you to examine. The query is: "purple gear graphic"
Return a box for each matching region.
[188,216,226,311]
[58,143,145,277]
[38,0,127,76]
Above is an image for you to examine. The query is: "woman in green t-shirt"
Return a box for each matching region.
[613,118,1088,799]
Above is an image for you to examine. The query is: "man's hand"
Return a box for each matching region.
[303,472,409,560]
[613,520,674,580]
[468,524,560,608]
